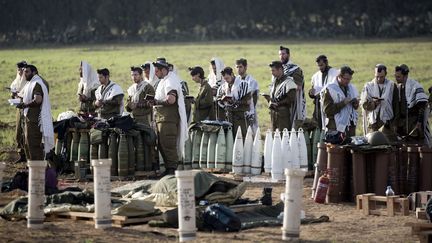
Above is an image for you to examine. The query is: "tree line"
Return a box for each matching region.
[0,0,431,45]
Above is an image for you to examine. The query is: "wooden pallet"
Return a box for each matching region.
[356,193,409,216]
[417,208,428,220]
[406,222,432,243]
[47,211,162,227]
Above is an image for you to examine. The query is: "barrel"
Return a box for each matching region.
[407,145,420,194]
[350,149,367,199]
[98,134,109,159]
[118,133,128,176]
[191,130,202,169]
[77,130,90,163]
[317,142,328,175]
[70,130,80,162]
[127,135,136,175]
[373,150,390,196]
[311,129,321,169]
[398,146,408,195]
[135,133,145,171]
[66,130,73,162]
[183,132,193,170]
[225,127,234,171]
[55,139,63,156]
[326,145,347,203]
[304,130,312,170]
[207,132,217,169]
[387,149,399,194]
[199,132,209,169]
[108,132,119,176]
[419,146,432,191]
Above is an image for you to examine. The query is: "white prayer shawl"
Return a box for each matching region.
[238,74,259,131]
[144,61,158,87]
[325,81,359,133]
[22,75,55,154]
[208,57,225,89]
[404,78,432,147]
[77,61,99,97]
[311,68,339,129]
[95,81,124,114]
[10,73,26,94]
[127,81,149,103]
[218,77,250,105]
[310,68,339,95]
[155,71,188,158]
[360,78,395,134]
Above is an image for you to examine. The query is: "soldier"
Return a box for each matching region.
[125,66,155,125]
[264,61,297,132]
[208,57,225,120]
[77,61,99,116]
[141,61,158,88]
[152,58,187,175]
[94,68,124,119]
[236,58,259,132]
[189,66,215,124]
[279,45,306,128]
[217,67,253,138]
[9,61,27,163]
[360,64,399,135]
[16,64,54,160]
[394,64,431,146]
[322,66,359,143]
[168,63,193,123]
[309,55,339,135]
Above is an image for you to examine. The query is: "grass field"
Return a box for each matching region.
[1,39,432,150]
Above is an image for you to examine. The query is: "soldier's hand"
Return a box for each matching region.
[308,88,315,97]
[78,94,88,102]
[16,102,26,109]
[269,101,278,110]
[372,98,381,106]
[95,100,103,107]
[343,97,352,105]
[129,102,137,109]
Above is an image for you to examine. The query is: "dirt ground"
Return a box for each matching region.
[0,156,424,243]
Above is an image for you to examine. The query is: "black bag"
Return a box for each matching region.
[202,204,241,232]
[324,130,351,145]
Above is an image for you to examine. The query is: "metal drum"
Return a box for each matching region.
[108,132,119,176]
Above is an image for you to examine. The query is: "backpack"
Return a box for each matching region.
[202,203,241,232]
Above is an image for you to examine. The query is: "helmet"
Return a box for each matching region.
[366,131,389,146]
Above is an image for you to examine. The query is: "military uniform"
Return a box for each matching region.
[154,71,187,171]
[269,75,297,131]
[78,86,97,115]
[95,81,124,119]
[23,83,44,160]
[217,78,252,138]
[361,80,399,132]
[322,83,358,137]
[192,80,215,124]
[125,82,155,126]
[397,80,429,142]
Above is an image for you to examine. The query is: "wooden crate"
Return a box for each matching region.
[356,193,409,216]
[47,211,162,227]
[406,222,432,243]
[416,208,429,220]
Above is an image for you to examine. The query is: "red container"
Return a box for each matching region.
[314,174,329,204]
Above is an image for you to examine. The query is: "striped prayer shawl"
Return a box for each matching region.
[404,78,432,147]
[325,82,359,133]
[270,75,297,102]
